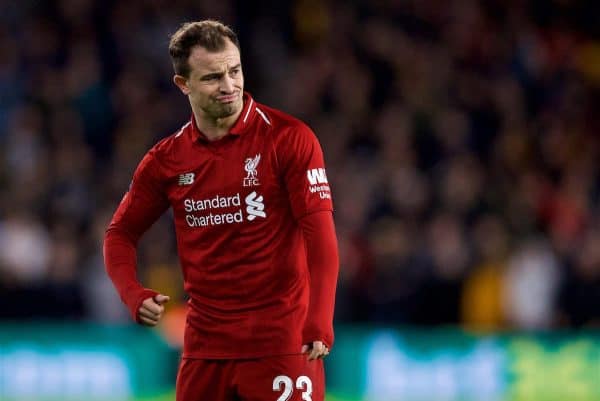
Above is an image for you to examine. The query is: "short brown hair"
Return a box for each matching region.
[169,20,240,78]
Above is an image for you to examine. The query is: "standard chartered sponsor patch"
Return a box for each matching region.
[184,192,266,227]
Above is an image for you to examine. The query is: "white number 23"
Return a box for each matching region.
[272,375,313,401]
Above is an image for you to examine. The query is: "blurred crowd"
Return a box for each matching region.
[1,0,599,331]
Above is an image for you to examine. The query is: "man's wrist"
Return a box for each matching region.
[129,288,160,323]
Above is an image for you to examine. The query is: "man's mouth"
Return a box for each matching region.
[216,94,238,104]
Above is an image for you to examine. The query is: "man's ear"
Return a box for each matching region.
[173,75,190,95]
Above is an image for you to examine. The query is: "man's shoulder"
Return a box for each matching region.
[147,121,192,157]
[254,102,313,137]
[136,121,193,177]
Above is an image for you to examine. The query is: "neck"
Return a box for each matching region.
[192,106,243,142]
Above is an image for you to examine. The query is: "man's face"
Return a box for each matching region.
[180,39,244,120]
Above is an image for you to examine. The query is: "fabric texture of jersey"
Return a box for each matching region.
[106,93,335,358]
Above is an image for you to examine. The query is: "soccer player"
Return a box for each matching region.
[103,20,339,401]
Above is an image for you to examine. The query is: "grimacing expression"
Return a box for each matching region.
[184,39,244,120]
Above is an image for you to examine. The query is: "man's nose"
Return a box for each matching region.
[220,75,234,92]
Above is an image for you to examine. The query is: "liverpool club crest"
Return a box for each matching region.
[243,154,261,187]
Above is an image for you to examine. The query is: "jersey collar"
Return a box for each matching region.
[230,92,256,135]
[189,92,256,142]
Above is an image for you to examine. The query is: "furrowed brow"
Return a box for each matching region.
[199,63,241,80]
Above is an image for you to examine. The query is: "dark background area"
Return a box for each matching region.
[1,0,599,331]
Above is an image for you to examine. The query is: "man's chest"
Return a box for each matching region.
[169,141,276,196]
[161,137,286,228]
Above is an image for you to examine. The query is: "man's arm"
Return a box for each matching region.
[298,210,339,359]
[103,151,170,324]
[274,119,338,358]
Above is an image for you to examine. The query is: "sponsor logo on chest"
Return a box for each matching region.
[183,191,266,228]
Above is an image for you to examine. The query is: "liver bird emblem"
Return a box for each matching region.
[244,154,261,178]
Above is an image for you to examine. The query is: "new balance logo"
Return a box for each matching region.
[245,191,266,221]
[178,173,195,186]
[306,168,328,185]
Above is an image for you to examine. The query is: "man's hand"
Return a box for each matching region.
[138,294,170,326]
[301,340,330,361]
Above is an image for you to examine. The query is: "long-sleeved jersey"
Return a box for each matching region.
[104,93,339,358]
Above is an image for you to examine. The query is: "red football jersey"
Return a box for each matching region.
[107,93,335,358]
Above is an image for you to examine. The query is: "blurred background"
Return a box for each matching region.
[1,0,599,400]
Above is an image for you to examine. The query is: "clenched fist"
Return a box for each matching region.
[138,294,170,326]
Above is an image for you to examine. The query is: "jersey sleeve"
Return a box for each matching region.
[103,150,170,322]
[299,210,339,348]
[277,122,339,347]
[277,123,333,219]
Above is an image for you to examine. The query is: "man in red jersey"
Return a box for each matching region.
[103,20,339,401]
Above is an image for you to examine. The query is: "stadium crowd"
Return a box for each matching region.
[1,0,599,330]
